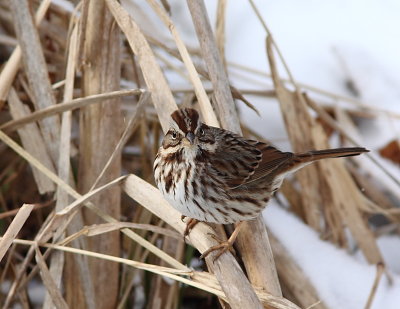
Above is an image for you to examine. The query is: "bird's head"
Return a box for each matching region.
[162,108,216,156]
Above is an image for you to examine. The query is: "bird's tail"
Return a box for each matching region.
[296,147,369,163]
[276,147,369,175]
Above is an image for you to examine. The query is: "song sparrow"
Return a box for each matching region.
[154,108,368,259]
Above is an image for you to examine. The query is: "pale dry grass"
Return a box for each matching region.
[0,1,399,309]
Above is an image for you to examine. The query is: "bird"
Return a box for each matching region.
[153,108,368,260]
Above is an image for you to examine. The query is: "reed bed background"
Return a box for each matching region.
[0,0,399,308]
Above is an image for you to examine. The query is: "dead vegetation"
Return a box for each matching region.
[0,0,399,308]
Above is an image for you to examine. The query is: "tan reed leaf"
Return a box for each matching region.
[60,222,181,245]
[0,204,34,262]
[33,245,68,309]
[7,88,56,194]
[0,89,144,133]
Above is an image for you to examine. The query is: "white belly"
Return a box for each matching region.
[154,156,265,224]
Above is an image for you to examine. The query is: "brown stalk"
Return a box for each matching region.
[228,61,400,119]
[9,0,61,164]
[61,223,181,244]
[77,1,122,308]
[5,237,299,309]
[305,94,400,190]
[187,0,282,297]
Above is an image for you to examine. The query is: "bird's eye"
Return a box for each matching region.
[171,131,178,139]
[199,128,205,136]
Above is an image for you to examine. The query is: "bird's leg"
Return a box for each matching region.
[200,221,244,262]
[183,217,199,238]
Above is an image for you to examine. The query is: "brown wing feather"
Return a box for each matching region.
[238,142,294,186]
[208,131,262,188]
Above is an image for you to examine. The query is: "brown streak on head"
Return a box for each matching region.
[171,108,200,134]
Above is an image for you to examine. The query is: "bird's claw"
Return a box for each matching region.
[200,240,235,262]
[183,218,199,239]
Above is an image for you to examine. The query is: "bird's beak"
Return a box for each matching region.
[185,132,195,145]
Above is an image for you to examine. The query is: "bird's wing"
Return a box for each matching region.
[239,142,294,186]
[208,131,263,188]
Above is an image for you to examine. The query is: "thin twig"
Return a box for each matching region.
[364,263,385,309]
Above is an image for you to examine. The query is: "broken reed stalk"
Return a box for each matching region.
[187,0,282,296]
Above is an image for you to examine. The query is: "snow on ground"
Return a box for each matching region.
[264,203,400,309]
[377,235,400,275]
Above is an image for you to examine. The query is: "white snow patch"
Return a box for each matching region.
[51,0,75,13]
[263,203,400,309]
[377,235,400,275]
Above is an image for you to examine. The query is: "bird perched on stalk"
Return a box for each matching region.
[154,108,368,260]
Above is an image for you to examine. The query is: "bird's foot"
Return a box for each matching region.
[200,222,244,262]
[200,237,236,261]
[183,217,199,239]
